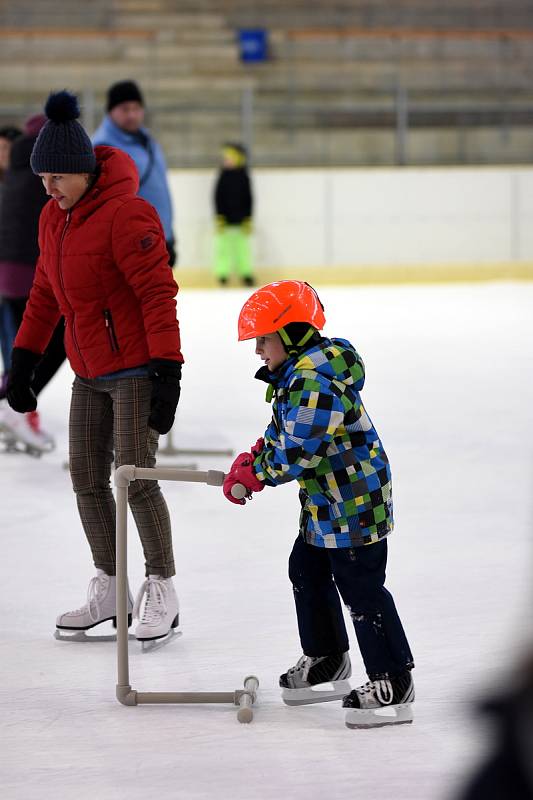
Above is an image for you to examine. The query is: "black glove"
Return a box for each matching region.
[165,239,177,268]
[147,359,181,435]
[6,347,41,413]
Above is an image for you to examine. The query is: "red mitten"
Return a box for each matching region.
[232,450,254,467]
[223,456,264,505]
[250,437,265,457]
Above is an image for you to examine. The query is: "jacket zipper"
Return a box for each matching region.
[58,212,88,374]
[103,309,120,352]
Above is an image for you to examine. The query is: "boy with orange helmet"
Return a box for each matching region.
[223,280,414,728]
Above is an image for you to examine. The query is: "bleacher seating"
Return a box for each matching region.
[0,0,532,166]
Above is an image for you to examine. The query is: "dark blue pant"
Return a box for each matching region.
[0,301,17,374]
[288,536,414,679]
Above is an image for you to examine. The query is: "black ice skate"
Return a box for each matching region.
[279,652,351,705]
[342,670,414,728]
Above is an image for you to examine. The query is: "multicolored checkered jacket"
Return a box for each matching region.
[253,337,393,548]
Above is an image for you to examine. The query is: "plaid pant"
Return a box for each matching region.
[69,375,175,578]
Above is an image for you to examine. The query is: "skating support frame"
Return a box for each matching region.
[114,465,258,723]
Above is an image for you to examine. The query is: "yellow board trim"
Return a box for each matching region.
[174,263,533,289]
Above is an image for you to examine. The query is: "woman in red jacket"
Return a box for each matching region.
[6,91,183,644]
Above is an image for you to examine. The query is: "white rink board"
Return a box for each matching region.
[168,166,533,269]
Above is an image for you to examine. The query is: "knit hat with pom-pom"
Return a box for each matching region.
[30,90,96,175]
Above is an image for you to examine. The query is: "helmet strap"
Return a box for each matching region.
[278,325,316,355]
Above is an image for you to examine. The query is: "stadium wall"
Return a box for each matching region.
[168,166,533,286]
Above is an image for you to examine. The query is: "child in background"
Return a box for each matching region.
[223,280,414,729]
[213,142,254,287]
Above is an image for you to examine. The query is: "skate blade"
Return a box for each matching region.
[36,440,55,453]
[139,628,182,653]
[281,679,352,706]
[54,629,137,643]
[345,703,414,729]
[0,436,43,457]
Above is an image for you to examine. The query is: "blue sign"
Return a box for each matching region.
[238,29,268,63]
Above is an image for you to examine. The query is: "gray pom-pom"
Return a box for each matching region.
[44,91,80,123]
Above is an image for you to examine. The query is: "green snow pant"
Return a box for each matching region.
[214,225,253,281]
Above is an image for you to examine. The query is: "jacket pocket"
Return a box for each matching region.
[103,309,120,352]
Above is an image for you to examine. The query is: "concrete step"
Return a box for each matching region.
[0,0,110,28]
[249,59,532,92]
[271,33,533,63]
[111,12,226,31]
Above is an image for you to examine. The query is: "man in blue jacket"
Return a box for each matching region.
[92,80,177,267]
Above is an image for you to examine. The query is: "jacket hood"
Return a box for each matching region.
[256,337,365,391]
[49,146,139,221]
[294,337,365,390]
[92,144,138,198]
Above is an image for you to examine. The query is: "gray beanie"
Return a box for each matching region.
[30,90,96,175]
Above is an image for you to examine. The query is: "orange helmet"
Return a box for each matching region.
[238,280,326,341]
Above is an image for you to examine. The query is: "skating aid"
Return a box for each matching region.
[114,464,258,723]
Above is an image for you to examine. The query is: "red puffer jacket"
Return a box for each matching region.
[14,146,183,378]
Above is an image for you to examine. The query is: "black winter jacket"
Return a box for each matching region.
[0,133,48,265]
[214,167,252,224]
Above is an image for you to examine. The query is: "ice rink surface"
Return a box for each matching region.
[1,282,531,800]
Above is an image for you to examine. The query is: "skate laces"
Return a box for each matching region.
[134,577,168,625]
[288,655,316,681]
[65,573,109,622]
[357,679,394,705]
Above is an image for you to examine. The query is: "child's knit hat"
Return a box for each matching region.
[30,90,96,175]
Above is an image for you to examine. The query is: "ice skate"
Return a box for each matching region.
[55,569,134,642]
[279,652,352,705]
[342,670,414,728]
[0,402,55,457]
[133,575,180,652]
[26,410,55,452]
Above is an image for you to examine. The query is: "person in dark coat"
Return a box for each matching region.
[6,91,183,644]
[0,125,21,181]
[0,124,22,399]
[213,142,254,286]
[0,114,64,450]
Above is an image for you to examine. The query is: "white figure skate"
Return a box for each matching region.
[134,575,180,653]
[342,671,414,728]
[55,569,134,642]
[279,652,352,705]
[0,402,55,457]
